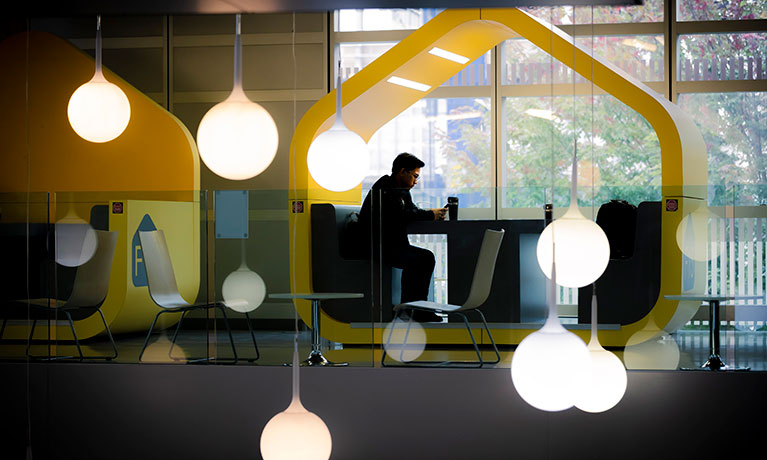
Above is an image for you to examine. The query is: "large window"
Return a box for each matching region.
[334,1,767,216]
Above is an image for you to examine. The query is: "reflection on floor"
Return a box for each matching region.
[1,327,766,371]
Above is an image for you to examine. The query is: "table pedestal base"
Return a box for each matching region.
[700,354,749,372]
[304,349,348,367]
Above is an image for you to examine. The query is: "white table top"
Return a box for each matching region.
[269,293,364,301]
[665,294,765,302]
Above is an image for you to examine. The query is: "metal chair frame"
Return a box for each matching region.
[382,229,504,368]
[11,230,120,361]
[137,230,245,363]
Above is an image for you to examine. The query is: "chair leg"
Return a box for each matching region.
[244,311,260,361]
[169,310,188,360]
[0,318,7,340]
[217,306,238,364]
[96,308,119,360]
[475,309,500,365]
[26,319,37,358]
[382,308,412,367]
[400,311,417,363]
[64,311,84,361]
[455,311,483,368]
[138,310,165,362]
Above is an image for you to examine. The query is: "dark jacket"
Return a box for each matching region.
[358,175,434,255]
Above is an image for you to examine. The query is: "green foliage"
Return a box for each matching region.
[438,94,662,209]
[679,92,767,205]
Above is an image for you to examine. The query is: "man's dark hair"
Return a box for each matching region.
[391,153,425,175]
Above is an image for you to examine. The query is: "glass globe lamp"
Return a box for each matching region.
[382,317,426,363]
[511,320,591,412]
[307,65,368,192]
[261,337,332,460]
[536,206,610,288]
[68,15,130,143]
[260,399,332,460]
[511,253,591,412]
[222,261,266,313]
[196,14,278,181]
[197,87,278,180]
[574,294,627,413]
[675,205,710,262]
[55,208,98,267]
[306,124,368,192]
[624,317,680,370]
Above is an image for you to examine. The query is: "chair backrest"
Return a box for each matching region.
[461,229,505,310]
[138,230,190,308]
[66,230,118,307]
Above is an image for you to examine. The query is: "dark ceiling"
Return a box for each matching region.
[18,0,642,16]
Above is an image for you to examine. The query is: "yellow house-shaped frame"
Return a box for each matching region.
[288,8,709,347]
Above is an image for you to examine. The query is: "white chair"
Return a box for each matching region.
[20,230,119,361]
[137,229,237,363]
[383,228,504,367]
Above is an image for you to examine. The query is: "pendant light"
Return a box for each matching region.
[67,15,131,143]
[222,239,266,313]
[197,14,278,181]
[675,205,711,262]
[383,317,426,363]
[55,202,98,267]
[535,141,610,288]
[511,243,591,412]
[572,8,626,413]
[535,16,609,288]
[624,316,681,370]
[306,62,368,192]
[261,13,332,458]
[260,337,332,460]
[574,291,627,413]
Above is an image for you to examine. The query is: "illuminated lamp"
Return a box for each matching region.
[55,206,98,267]
[511,248,590,412]
[623,317,680,370]
[261,338,332,460]
[574,293,627,413]
[536,143,610,288]
[67,15,130,143]
[383,318,426,363]
[675,205,711,262]
[197,14,278,180]
[222,242,266,313]
[306,64,368,192]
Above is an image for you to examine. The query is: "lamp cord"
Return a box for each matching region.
[290,11,300,401]
[25,19,33,460]
[572,5,577,210]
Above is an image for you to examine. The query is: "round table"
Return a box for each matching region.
[268,292,363,366]
[666,294,764,371]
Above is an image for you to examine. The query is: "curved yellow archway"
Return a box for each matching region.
[289,8,707,346]
[0,31,201,341]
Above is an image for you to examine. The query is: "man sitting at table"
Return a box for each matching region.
[358,153,447,322]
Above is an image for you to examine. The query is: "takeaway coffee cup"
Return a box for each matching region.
[446,196,458,221]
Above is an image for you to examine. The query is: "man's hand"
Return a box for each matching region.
[432,208,447,221]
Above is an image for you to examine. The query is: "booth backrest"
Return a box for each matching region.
[311,203,395,323]
[578,201,662,325]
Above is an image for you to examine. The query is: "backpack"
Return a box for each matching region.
[596,199,637,260]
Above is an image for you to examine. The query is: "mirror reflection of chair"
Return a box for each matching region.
[383,229,504,368]
[137,229,238,363]
[9,230,119,361]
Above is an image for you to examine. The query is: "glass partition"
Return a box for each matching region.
[0,192,51,361]
[1,185,766,371]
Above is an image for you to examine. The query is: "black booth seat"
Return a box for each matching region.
[311,201,662,327]
[578,201,662,326]
[310,203,396,323]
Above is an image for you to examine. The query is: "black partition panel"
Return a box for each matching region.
[578,201,662,325]
[311,203,546,324]
[408,219,545,323]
